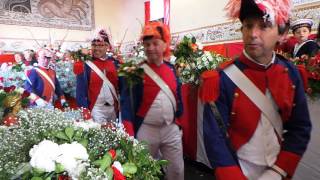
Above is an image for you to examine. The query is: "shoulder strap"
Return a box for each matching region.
[223,64,283,138]
[85,61,118,102]
[141,63,177,111]
[35,67,55,90]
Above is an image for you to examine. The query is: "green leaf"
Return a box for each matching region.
[79,138,89,148]
[157,159,169,166]
[65,127,75,140]
[105,167,114,179]
[102,155,112,168]
[32,168,45,176]
[55,131,69,141]
[92,159,104,166]
[99,159,109,171]
[73,129,83,140]
[123,162,137,175]
[55,163,65,173]
[31,177,43,180]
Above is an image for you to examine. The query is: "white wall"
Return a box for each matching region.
[170,0,229,33]
[112,0,145,44]
[0,0,146,52]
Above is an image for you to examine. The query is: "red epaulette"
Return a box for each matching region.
[199,59,235,102]
[73,61,84,75]
[199,70,220,103]
[218,59,235,70]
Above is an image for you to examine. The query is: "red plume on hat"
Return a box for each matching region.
[225,0,292,26]
[141,21,171,58]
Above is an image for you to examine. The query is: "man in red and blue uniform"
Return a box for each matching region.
[73,28,119,124]
[200,0,312,180]
[24,49,66,106]
[120,22,184,180]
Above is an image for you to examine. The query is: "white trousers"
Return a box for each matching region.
[137,123,184,180]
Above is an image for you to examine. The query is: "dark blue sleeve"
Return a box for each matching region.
[24,69,38,93]
[203,72,238,168]
[283,64,312,155]
[54,75,64,98]
[75,66,89,108]
[120,77,135,122]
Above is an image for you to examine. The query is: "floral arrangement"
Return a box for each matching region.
[118,41,145,87]
[11,62,26,72]
[0,63,28,88]
[174,36,229,85]
[0,107,166,180]
[71,48,92,62]
[291,54,320,98]
[55,61,77,98]
[123,41,145,64]
[118,61,144,87]
[0,85,31,126]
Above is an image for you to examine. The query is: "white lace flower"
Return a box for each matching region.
[74,120,101,131]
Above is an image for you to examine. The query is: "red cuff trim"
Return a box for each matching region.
[73,61,84,75]
[199,70,220,102]
[122,120,134,136]
[215,166,247,180]
[275,151,301,177]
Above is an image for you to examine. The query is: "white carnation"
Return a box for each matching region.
[29,140,60,172]
[56,142,89,179]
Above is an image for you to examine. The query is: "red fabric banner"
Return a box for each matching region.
[144,1,150,25]
[203,42,243,59]
[0,54,15,64]
[177,84,198,160]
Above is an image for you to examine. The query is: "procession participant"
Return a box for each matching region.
[24,49,67,107]
[121,21,184,180]
[201,0,312,179]
[73,28,120,124]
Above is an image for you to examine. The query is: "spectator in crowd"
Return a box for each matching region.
[291,18,319,58]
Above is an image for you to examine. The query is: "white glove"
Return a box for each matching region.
[35,98,47,107]
[258,169,282,180]
[61,98,66,105]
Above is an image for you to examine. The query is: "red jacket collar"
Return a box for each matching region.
[238,52,276,71]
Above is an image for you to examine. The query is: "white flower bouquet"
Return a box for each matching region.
[174,36,229,85]
[0,108,166,180]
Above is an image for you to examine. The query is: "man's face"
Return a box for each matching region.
[23,51,31,61]
[14,54,23,63]
[241,17,285,62]
[293,26,310,43]
[143,37,167,63]
[38,50,52,67]
[92,41,109,59]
